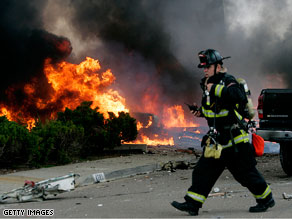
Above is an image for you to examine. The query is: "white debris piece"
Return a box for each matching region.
[283,192,292,200]
[213,187,220,193]
[0,173,80,203]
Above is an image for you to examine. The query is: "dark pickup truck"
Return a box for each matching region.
[256,89,292,176]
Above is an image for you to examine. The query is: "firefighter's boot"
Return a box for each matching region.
[249,197,275,212]
[171,201,199,216]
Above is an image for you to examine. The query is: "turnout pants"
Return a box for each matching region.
[185,142,272,208]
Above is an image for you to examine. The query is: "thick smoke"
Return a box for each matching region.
[224,0,292,93]
[44,0,226,116]
[2,0,292,123]
[0,0,71,119]
[66,0,207,110]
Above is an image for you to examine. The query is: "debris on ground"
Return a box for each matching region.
[161,160,193,172]
[208,192,226,197]
[0,173,79,203]
[213,187,220,193]
[282,192,292,200]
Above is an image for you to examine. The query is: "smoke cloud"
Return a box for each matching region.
[43,0,226,116]
[0,0,72,119]
[2,0,292,122]
[224,0,292,93]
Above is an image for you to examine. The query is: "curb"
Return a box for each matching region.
[77,158,197,187]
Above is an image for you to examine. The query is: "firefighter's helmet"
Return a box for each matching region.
[198,49,230,68]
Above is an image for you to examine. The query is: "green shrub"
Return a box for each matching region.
[0,116,37,166]
[57,101,107,156]
[105,112,138,148]
[57,101,138,155]
[0,101,138,168]
[30,120,84,165]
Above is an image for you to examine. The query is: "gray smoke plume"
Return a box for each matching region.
[66,0,206,111]
[2,0,292,122]
[223,0,292,94]
[44,0,226,116]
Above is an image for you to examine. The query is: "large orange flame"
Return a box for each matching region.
[44,57,128,118]
[0,57,128,130]
[0,56,199,146]
[162,105,198,128]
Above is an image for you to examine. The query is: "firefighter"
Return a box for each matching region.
[171,49,275,216]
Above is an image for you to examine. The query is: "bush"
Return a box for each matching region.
[58,102,138,155]
[30,120,84,166]
[57,101,107,156]
[106,112,138,147]
[0,116,38,166]
[0,101,138,168]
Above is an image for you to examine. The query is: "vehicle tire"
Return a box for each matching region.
[280,142,292,176]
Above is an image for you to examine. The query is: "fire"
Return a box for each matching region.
[132,133,174,146]
[0,57,129,130]
[44,57,128,118]
[0,107,13,121]
[136,121,143,130]
[1,55,200,146]
[129,104,200,146]
[145,115,153,128]
[162,105,198,128]
[0,105,36,130]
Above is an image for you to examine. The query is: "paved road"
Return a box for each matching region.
[1,154,291,218]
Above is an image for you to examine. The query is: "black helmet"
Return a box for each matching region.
[198,49,230,68]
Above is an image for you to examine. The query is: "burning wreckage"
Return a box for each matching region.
[0,29,202,147]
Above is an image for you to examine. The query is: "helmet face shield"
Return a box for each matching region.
[198,54,209,68]
[197,49,230,68]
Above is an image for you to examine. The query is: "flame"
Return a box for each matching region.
[0,105,36,130]
[145,115,153,128]
[136,121,143,130]
[0,107,13,121]
[44,57,128,118]
[1,57,129,130]
[1,56,200,146]
[132,133,174,146]
[129,104,199,146]
[194,130,200,134]
[162,105,198,128]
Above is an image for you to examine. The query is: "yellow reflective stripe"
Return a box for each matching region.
[234,110,242,120]
[202,107,229,118]
[253,185,271,199]
[215,84,224,97]
[222,130,249,149]
[186,191,206,203]
[206,96,210,105]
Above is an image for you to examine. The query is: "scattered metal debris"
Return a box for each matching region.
[282,192,292,200]
[208,192,226,197]
[161,160,192,172]
[0,173,80,203]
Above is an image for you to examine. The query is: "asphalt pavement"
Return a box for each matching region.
[0,146,197,201]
